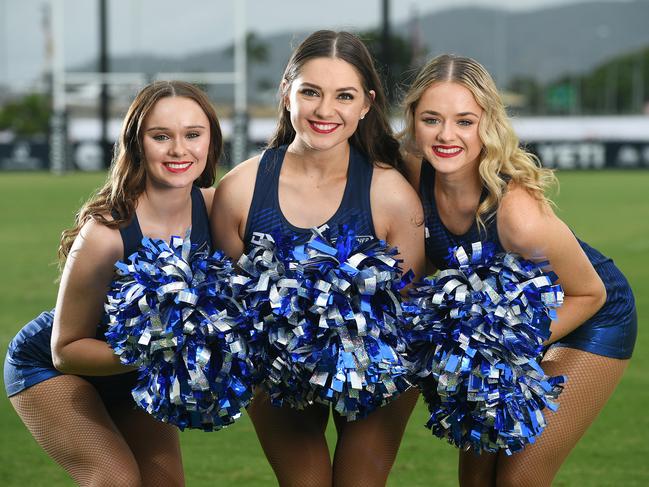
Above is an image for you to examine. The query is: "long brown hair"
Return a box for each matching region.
[58,81,222,266]
[401,54,556,230]
[268,30,403,170]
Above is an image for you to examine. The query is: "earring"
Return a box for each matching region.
[360,114,365,120]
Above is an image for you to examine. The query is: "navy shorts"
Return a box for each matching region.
[550,261,636,360]
[4,310,137,401]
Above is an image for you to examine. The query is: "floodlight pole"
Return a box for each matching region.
[232,0,248,165]
[99,0,111,169]
[49,0,67,174]
[381,0,393,104]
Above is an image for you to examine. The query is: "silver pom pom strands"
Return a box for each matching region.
[404,241,566,454]
[239,227,413,420]
[105,234,254,431]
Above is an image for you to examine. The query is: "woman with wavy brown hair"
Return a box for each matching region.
[4,80,222,486]
[401,54,636,486]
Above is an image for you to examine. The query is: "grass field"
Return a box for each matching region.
[1,170,647,486]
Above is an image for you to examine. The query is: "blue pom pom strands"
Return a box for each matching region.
[105,234,253,431]
[239,227,413,420]
[404,241,566,454]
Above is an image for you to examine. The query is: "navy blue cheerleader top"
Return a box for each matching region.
[115,185,212,264]
[12,185,212,357]
[98,185,212,336]
[420,161,614,270]
[420,161,637,358]
[420,161,503,269]
[243,144,377,248]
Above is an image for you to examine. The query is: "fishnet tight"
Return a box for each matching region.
[332,388,419,487]
[9,375,184,487]
[459,347,629,487]
[247,387,419,486]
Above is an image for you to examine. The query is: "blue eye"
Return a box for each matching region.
[152,134,169,141]
[422,118,440,125]
[458,120,474,127]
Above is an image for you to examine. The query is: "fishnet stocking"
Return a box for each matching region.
[108,396,184,486]
[332,387,419,487]
[247,390,332,487]
[9,374,184,487]
[459,347,629,487]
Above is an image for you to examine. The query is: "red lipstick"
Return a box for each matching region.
[432,145,463,158]
[309,120,340,134]
[163,161,193,173]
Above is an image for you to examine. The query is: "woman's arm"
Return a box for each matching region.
[370,166,426,284]
[210,156,259,260]
[498,184,607,343]
[400,153,439,276]
[51,219,134,375]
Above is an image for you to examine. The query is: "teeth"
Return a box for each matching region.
[313,122,337,131]
[435,146,462,154]
[166,162,191,169]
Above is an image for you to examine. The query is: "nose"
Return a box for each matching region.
[314,95,335,119]
[437,121,455,143]
[169,137,187,156]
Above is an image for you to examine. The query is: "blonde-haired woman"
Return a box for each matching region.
[4,80,222,486]
[401,54,636,486]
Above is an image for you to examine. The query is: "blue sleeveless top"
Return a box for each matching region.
[243,144,376,248]
[420,161,502,269]
[420,162,636,359]
[115,185,211,260]
[4,186,212,397]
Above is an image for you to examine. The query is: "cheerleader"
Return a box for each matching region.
[211,30,425,486]
[3,81,222,486]
[400,54,636,486]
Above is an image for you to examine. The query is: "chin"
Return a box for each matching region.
[311,136,350,152]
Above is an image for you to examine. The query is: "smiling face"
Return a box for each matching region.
[141,96,210,189]
[285,57,373,153]
[414,81,484,176]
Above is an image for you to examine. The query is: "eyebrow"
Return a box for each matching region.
[300,82,359,93]
[420,110,480,117]
[145,125,207,131]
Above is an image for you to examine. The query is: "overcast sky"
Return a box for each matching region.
[0,0,635,87]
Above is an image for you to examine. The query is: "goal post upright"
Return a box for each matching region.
[48,0,249,174]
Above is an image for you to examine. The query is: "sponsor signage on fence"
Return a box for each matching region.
[526,141,649,169]
[0,141,49,170]
[2,140,649,171]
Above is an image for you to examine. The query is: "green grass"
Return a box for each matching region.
[0,170,647,486]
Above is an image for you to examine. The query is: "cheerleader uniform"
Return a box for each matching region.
[4,185,212,399]
[420,162,637,359]
[244,144,376,247]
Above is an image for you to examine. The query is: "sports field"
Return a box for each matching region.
[1,170,647,486]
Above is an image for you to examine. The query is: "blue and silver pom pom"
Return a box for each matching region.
[239,227,413,420]
[404,242,565,454]
[105,234,253,431]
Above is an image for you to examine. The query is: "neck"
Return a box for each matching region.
[433,165,483,216]
[139,182,193,223]
[285,140,350,177]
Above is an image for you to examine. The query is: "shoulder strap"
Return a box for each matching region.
[190,185,212,251]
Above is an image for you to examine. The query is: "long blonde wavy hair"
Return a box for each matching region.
[58,81,222,267]
[401,54,557,230]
